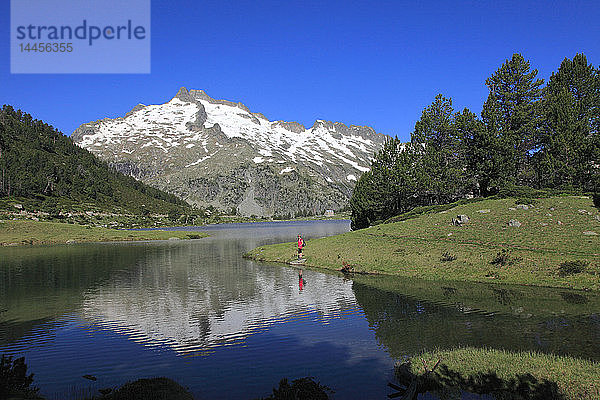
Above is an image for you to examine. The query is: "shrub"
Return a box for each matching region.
[341,261,354,274]
[491,249,513,267]
[260,377,332,400]
[105,377,193,400]
[558,260,588,277]
[593,193,600,209]
[167,208,181,222]
[0,355,38,399]
[440,251,457,262]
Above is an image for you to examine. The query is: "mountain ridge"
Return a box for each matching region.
[73,87,390,217]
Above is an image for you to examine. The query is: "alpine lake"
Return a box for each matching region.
[1,220,598,399]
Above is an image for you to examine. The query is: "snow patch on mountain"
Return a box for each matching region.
[72,87,390,215]
[75,90,385,174]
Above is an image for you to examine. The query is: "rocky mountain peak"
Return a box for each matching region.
[73,88,390,216]
[174,87,195,103]
[271,121,306,133]
[311,119,336,131]
[189,89,212,102]
[125,104,147,117]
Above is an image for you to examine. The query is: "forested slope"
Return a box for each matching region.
[0,105,189,215]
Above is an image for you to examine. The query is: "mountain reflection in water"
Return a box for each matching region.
[80,254,358,354]
[1,220,599,399]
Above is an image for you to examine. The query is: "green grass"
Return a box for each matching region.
[0,220,207,246]
[246,196,600,290]
[405,347,600,400]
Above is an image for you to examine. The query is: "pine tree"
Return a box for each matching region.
[539,53,600,191]
[411,94,464,204]
[350,139,421,229]
[350,170,376,230]
[455,108,501,196]
[482,53,544,187]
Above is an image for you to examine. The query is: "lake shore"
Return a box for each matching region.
[400,347,600,400]
[0,220,208,246]
[245,196,600,291]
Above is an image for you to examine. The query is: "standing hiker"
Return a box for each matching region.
[297,234,305,260]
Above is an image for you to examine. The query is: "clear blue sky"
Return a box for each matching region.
[1,0,599,141]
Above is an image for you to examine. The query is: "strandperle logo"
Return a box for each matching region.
[11,0,150,74]
[15,20,147,46]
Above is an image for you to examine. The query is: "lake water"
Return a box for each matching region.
[1,220,599,399]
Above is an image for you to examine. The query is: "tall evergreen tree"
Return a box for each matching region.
[482,53,544,187]
[455,108,501,196]
[411,94,464,204]
[350,139,421,229]
[539,53,600,191]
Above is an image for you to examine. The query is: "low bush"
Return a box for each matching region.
[440,251,457,262]
[491,249,509,266]
[341,261,354,273]
[490,249,517,267]
[103,377,193,400]
[0,355,39,399]
[259,377,332,400]
[558,260,588,277]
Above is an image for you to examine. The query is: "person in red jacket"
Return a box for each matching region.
[297,234,305,260]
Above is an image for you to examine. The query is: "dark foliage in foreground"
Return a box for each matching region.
[257,377,332,400]
[98,377,194,400]
[0,354,40,399]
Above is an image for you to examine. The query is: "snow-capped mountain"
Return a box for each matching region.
[73,87,389,216]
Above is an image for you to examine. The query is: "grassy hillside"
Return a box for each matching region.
[246,196,600,290]
[0,220,206,246]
